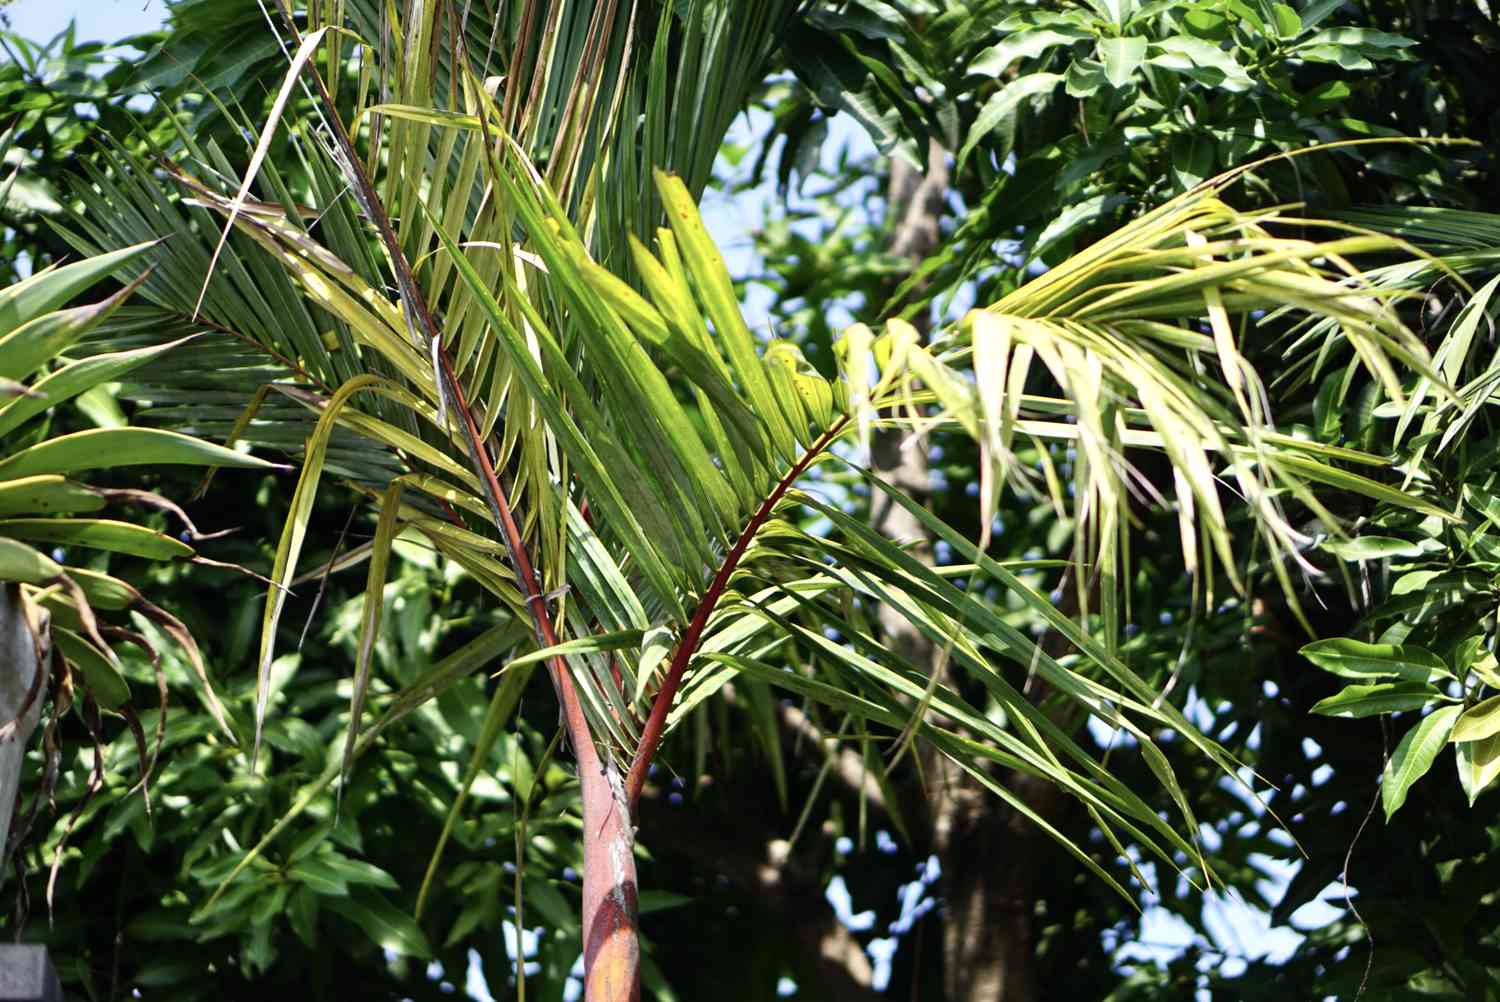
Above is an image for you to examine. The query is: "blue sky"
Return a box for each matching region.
[5,0,168,44]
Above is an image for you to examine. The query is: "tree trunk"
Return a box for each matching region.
[875,141,1058,1002]
[0,584,46,878]
[578,740,639,1001]
[636,782,881,1001]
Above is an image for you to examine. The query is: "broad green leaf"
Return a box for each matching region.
[1452,696,1500,743]
[1383,704,1462,820]
[1148,36,1253,91]
[52,626,130,709]
[783,22,904,154]
[1301,638,1453,684]
[1471,660,1500,691]
[324,891,431,958]
[67,566,136,609]
[0,280,139,384]
[1293,44,1372,70]
[1391,569,1445,596]
[958,73,1062,169]
[1319,536,1425,561]
[970,29,1086,77]
[73,383,127,429]
[1301,0,1344,29]
[0,476,105,517]
[1296,27,1416,51]
[1456,735,1500,805]
[1300,79,1351,115]
[1309,681,1439,719]
[0,518,193,561]
[1271,3,1301,36]
[1085,0,1136,26]
[292,853,398,891]
[1455,637,1500,690]
[1098,36,1147,88]
[0,428,282,481]
[1064,59,1107,97]
[0,535,63,584]
[286,857,351,896]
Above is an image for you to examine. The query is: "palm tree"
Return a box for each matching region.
[62,2,1452,998]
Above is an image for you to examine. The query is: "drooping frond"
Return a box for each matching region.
[900,178,1449,638]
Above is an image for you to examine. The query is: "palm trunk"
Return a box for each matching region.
[578,745,640,1001]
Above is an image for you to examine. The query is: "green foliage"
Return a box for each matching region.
[131,85,1451,961]
[18,541,599,998]
[1283,207,1500,829]
[0,240,277,750]
[778,0,1482,322]
[0,26,162,286]
[7,1,1500,999]
[740,2,1500,995]
[0,209,289,963]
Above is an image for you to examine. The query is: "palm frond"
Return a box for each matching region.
[908,181,1448,634]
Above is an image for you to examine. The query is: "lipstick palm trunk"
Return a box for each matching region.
[579,754,639,1001]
